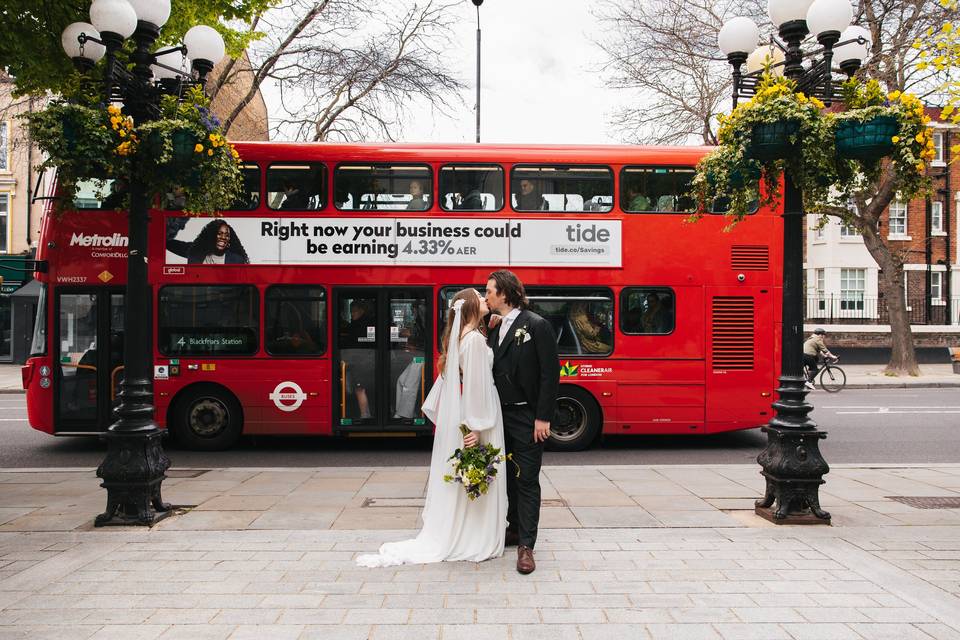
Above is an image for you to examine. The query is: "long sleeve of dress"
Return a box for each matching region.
[459,333,498,433]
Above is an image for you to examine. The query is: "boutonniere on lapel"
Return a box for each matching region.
[514,325,530,347]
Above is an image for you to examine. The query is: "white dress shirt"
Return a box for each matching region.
[498,308,521,346]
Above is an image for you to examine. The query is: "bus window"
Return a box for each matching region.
[267,163,326,210]
[510,166,613,213]
[527,288,614,356]
[70,178,120,209]
[232,163,260,210]
[621,287,675,335]
[265,286,327,356]
[158,285,259,356]
[335,164,432,211]
[439,164,504,212]
[620,166,696,213]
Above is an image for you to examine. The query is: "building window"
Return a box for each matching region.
[0,122,8,171]
[932,201,944,234]
[840,268,865,311]
[933,132,944,165]
[813,220,824,240]
[816,268,825,311]
[840,222,860,238]
[931,272,944,304]
[0,193,8,253]
[889,200,908,237]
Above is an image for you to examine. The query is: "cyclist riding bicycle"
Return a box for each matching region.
[803,327,837,390]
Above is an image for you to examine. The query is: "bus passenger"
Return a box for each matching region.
[341,301,374,419]
[406,180,429,211]
[569,303,611,353]
[624,184,651,211]
[279,180,310,210]
[514,179,548,211]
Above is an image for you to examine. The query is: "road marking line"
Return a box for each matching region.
[837,410,960,415]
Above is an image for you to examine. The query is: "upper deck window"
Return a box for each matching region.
[267,163,325,210]
[510,166,613,213]
[335,164,432,212]
[620,166,696,213]
[439,164,504,212]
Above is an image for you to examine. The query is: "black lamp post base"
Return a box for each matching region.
[95,429,172,527]
[755,425,831,525]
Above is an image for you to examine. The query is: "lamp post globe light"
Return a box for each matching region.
[718,0,870,524]
[61,0,225,526]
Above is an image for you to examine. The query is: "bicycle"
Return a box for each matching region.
[804,355,846,393]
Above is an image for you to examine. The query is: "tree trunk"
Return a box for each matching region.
[860,223,921,376]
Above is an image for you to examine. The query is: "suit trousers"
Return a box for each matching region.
[502,405,544,549]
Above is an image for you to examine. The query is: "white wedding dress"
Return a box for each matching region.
[356,308,507,567]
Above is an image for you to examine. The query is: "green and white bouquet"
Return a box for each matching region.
[443,425,513,501]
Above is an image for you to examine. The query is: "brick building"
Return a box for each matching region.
[805,111,959,344]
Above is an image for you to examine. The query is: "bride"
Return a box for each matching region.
[356,288,507,567]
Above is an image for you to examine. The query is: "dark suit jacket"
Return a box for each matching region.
[487,309,561,423]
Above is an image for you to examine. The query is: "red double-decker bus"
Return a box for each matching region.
[22,142,781,451]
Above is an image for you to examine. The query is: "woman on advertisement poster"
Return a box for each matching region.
[166,219,250,265]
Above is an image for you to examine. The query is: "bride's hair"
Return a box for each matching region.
[438,288,486,374]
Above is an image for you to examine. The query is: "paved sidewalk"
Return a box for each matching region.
[3,363,959,393]
[2,464,960,639]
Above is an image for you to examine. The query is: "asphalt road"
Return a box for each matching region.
[1,388,958,468]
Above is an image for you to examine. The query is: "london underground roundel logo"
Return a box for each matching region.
[269,381,307,412]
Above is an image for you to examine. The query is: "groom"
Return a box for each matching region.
[485,270,560,574]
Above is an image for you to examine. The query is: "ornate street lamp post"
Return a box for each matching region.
[717,0,871,523]
[472,0,484,143]
[61,0,225,526]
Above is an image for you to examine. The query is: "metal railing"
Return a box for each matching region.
[805,296,960,325]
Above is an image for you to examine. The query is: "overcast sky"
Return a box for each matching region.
[381,1,624,145]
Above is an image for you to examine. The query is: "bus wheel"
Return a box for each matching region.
[171,386,243,451]
[548,386,601,452]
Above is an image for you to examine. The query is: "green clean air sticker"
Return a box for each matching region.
[340,418,353,426]
[413,357,424,364]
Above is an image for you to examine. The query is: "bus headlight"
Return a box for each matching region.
[39,377,51,389]
[39,366,51,377]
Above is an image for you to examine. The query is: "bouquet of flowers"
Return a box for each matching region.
[444,425,512,500]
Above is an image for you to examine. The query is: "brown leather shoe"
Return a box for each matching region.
[505,529,519,547]
[517,545,535,574]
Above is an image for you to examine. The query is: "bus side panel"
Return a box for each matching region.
[155,359,332,436]
[705,286,775,433]
[614,360,705,434]
[24,357,55,435]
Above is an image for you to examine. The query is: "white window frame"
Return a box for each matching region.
[931,272,945,305]
[839,222,861,239]
[816,268,826,312]
[931,201,945,236]
[0,192,9,254]
[840,268,865,312]
[933,132,945,167]
[0,121,8,172]
[888,200,909,239]
[903,271,911,311]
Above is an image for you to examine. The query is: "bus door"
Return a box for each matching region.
[333,288,432,433]
[54,290,125,433]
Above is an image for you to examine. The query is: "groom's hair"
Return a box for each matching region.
[488,269,528,309]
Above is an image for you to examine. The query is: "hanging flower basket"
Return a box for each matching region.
[835,115,898,161]
[748,120,801,161]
